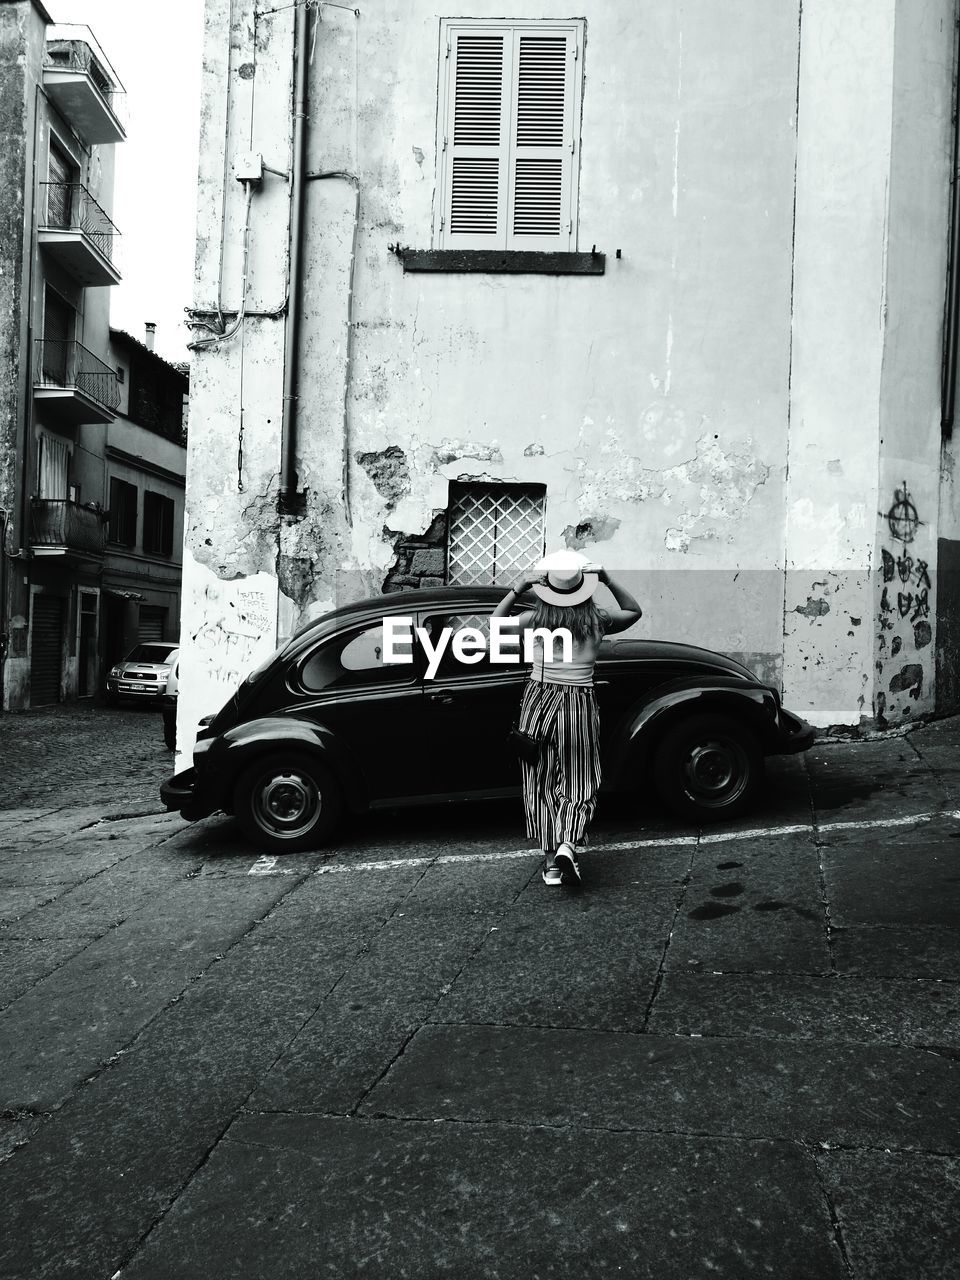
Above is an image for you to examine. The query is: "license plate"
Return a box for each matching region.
[126,682,148,691]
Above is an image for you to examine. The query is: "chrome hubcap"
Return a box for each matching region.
[253,770,320,838]
[683,738,748,806]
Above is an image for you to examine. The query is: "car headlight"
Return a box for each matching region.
[108,666,122,677]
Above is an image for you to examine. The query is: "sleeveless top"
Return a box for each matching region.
[529,629,603,687]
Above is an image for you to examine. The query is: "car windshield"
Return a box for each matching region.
[125,643,178,664]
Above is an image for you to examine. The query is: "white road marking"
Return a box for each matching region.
[244,809,960,877]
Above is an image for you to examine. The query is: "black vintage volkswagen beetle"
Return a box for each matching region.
[161,587,815,852]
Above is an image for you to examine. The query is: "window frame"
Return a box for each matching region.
[143,489,175,558]
[296,619,422,697]
[446,480,547,587]
[433,17,585,253]
[108,476,138,548]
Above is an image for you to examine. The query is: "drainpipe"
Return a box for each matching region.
[278,0,310,514]
[942,12,960,440]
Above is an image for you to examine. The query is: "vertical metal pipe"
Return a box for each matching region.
[279,0,309,509]
[942,10,960,439]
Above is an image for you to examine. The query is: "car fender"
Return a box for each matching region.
[605,678,779,785]
[210,717,368,812]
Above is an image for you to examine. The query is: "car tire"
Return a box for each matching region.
[653,713,762,823]
[233,752,342,853]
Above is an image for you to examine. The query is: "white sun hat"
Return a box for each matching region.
[531,549,599,607]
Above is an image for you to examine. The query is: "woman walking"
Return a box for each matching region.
[492,551,643,886]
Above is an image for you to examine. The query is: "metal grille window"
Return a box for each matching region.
[447,483,546,585]
[437,20,583,251]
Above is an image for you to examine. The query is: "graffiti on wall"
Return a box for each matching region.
[189,574,278,692]
[875,482,932,714]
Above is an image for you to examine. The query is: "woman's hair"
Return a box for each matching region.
[530,597,607,644]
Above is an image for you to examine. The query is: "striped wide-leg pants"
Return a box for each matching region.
[518,679,602,851]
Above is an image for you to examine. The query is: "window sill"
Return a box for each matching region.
[393,248,605,275]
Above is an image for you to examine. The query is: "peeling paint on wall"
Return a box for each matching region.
[794,597,830,617]
[430,440,503,469]
[578,433,770,553]
[355,444,411,509]
[563,515,622,549]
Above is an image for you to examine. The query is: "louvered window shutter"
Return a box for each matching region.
[439,22,581,252]
[443,30,511,249]
[507,31,576,250]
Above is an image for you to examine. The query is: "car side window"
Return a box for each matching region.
[300,621,416,693]
[423,611,530,681]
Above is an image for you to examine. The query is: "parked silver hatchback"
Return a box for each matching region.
[106,642,179,705]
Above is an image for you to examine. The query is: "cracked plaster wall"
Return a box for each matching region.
[178,0,956,754]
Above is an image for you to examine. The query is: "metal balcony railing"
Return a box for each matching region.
[39,182,119,265]
[29,499,106,555]
[35,339,120,413]
[44,26,127,131]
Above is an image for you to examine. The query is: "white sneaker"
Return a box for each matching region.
[555,843,581,884]
[541,861,562,885]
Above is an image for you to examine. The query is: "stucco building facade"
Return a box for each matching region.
[177,0,960,756]
[0,1,188,708]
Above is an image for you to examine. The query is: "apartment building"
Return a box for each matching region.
[0,1,187,708]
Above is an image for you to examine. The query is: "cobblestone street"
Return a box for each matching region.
[1,711,959,1277]
[0,702,172,811]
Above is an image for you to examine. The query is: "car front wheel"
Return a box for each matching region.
[653,713,762,822]
[234,752,342,852]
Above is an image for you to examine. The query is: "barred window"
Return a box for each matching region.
[446,482,546,586]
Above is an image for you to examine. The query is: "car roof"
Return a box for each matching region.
[289,587,512,639]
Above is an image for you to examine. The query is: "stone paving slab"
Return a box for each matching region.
[248,905,607,1111]
[667,834,832,973]
[0,927,353,1280]
[0,883,69,925]
[429,903,671,1032]
[1,875,306,1111]
[397,856,537,915]
[805,740,948,821]
[831,924,960,979]
[117,1116,846,1280]
[332,913,496,1008]
[250,865,428,922]
[648,972,960,1046]
[0,856,203,937]
[511,845,691,913]
[819,1149,960,1280]
[365,1024,960,1152]
[0,934,98,1009]
[823,831,960,928]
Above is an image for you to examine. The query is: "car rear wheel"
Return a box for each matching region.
[653,713,762,822]
[234,753,342,852]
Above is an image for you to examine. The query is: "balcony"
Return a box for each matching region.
[43,25,126,145]
[38,183,121,287]
[29,499,106,559]
[34,339,120,426]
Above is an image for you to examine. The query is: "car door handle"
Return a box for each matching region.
[428,693,455,705]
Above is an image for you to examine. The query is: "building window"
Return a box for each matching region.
[446,481,546,586]
[117,365,125,384]
[108,477,137,547]
[37,434,70,501]
[143,490,175,557]
[437,20,584,251]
